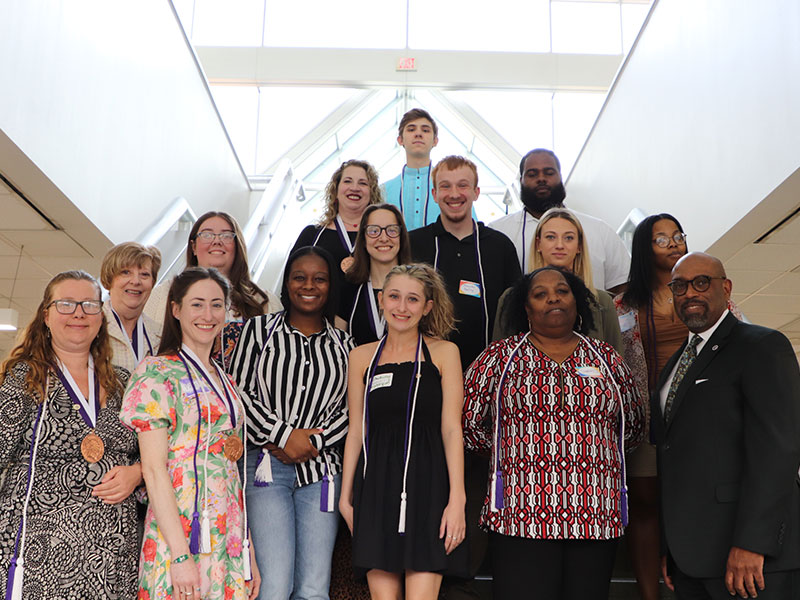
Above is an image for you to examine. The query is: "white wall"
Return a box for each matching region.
[0,0,251,243]
[566,0,800,252]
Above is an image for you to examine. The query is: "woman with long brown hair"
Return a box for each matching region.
[0,270,140,598]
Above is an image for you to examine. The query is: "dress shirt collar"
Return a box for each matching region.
[691,308,729,355]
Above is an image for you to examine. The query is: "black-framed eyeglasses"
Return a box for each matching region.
[667,275,726,296]
[653,232,688,248]
[47,299,103,315]
[195,231,236,243]
[364,225,402,239]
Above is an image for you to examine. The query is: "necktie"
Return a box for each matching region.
[664,334,702,420]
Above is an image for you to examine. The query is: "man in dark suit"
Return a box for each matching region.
[653,252,800,599]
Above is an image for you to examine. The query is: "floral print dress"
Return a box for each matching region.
[120,355,248,600]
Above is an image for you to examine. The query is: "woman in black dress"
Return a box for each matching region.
[0,270,140,599]
[340,264,467,599]
[341,203,412,346]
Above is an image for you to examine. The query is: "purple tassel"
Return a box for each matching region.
[320,475,330,512]
[620,486,629,527]
[495,471,505,509]
[5,557,18,600]
[254,451,270,487]
[189,512,201,554]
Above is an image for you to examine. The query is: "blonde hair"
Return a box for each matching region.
[100,241,162,289]
[319,160,383,228]
[1,270,122,402]
[529,208,596,295]
[383,264,455,339]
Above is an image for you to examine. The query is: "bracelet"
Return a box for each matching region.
[173,554,190,564]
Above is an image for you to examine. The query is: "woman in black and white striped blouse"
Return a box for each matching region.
[229,246,354,600]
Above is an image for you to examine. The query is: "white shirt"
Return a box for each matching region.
[659,309,730,413]
[490,207,631,290]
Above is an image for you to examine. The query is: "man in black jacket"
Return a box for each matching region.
[653,252,800,599]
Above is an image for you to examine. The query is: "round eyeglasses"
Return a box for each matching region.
[47,299,103,315]
[667,275,726,296]
[364,225,401,239]
[653,233,688,248]
[195,231,236,243]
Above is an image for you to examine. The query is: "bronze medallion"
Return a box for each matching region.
[340,256,355,273]
[223,434,244,461]
[81,432,105,463]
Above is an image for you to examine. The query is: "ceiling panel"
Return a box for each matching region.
[725,244,800,272]
[740,312,800,330]
[759,214,800,245]
[737,294,800,314]
[726,269,782,295]
[1,231,92,258]
[759,273,800,295]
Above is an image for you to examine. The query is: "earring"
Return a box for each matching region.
[576,314,583,331]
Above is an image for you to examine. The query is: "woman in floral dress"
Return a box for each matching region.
[121,267,260,600]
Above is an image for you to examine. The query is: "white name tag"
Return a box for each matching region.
[618,310,636,332]
[370,373,394,391]
[576,366,603,378]
[459,280,481,298]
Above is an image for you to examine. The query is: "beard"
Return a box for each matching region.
[520,182,566,216]
[677,299,711,331]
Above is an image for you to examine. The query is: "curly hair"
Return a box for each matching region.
[382,264,455,339]
[504,266,597,336]
[158,267,231,356]
[186,211,269,320]
[346,204,412,285]
[318,160,383,228]
[1,270,121,402]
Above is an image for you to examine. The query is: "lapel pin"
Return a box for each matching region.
[712,345,719,351]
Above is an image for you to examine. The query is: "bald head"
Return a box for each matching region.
[670,252,732,333]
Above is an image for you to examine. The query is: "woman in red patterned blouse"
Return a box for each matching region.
[463,266,644,600]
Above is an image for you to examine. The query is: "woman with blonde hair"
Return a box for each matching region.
[100,241,162,372]
[0,270,140,598]
[493,207,623,352]
[340,263,468,599]
[145,210,281,368]
[291,160,383,281]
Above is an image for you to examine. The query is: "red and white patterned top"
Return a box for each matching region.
[463,333,644,540]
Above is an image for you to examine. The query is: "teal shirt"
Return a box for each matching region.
[382,166,439,231]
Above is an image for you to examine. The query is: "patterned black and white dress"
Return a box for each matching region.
[0,362,139,599]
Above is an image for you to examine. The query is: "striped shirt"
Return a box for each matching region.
[229,312,354,486]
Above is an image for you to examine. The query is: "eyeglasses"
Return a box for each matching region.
[364,225,401,238]
[667,275,726,296]
[47,299,103,315]
[195,231,236,243]
[653,232,688,248]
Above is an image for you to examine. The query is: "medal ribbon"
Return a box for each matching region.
[365,282,385,339]
[180,345,239,427]
[334,215,356,256]
[110,305,153,363]
[53,356,99,428]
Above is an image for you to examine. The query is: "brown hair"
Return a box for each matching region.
[346,205,412,286]
[529,208,596,295]
[158,267,231,357]
[186,211,268,320]
[432,155,479,189]
[1,270,122,402]
[398,108,439,138]
[383,264,455,339]
[100,241,162,290]
[319,160,382,228]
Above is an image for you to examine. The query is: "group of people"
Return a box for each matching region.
[0,107,798,600]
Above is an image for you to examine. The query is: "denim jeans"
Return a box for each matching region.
[246,447,341,600]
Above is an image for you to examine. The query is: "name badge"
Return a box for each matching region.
[618,310,636,332]
[576,366,603,378]
[370,373,393,391]
[459,280,481,298]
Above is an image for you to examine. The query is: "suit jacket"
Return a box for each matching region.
[651,312,800,578]
[104,303,162,374]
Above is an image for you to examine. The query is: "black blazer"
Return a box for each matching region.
[651,312,800,578]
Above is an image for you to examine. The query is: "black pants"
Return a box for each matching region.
[670,556,800,600]
[489,533,618,600]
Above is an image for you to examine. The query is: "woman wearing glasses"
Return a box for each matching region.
[614,215,743,600]
[145,211,282,368]
[0,270,140,598]
[341,204,413,346]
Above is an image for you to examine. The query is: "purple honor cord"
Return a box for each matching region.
[53,361,100,429]
[177,353,205,555]
[180,349,238,428]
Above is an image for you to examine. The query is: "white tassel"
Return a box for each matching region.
[327,478,335,513]
[254,450,273,485]
[200,510,212,553]
[490,473,498,512]
[9,557,24,600]
[397,493,407,533]
[242,538,252,581]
